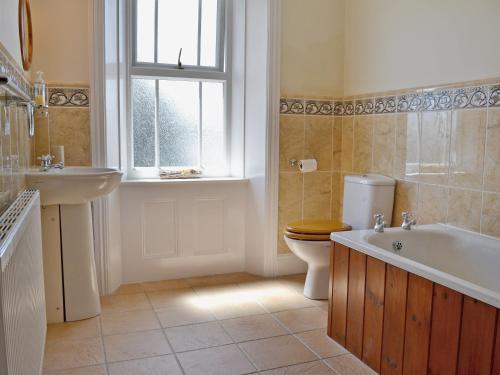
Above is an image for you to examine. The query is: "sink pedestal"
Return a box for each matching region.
[42,203,101,322]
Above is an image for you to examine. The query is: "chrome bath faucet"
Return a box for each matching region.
[401,211,417,230]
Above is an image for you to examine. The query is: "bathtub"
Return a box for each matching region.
[331,224,500,308]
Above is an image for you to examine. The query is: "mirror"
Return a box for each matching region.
[18,0,33,71]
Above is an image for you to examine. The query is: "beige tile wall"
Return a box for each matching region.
[278,82,500,254]
[33,89,91,167]
[278,112,342,254]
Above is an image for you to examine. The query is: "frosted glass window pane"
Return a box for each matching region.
[157,0,198,65]
[158,80,200,167]
[200,0,218,67]
[136,0,155,63]
[201,82,225,172]
[132,79,156,167]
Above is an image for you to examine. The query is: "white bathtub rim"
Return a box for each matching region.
[331,223,500,309]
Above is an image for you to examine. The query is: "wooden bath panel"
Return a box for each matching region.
[328,242,500,375]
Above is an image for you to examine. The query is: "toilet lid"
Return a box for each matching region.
[284,231,332,241]
[286,219,351,235]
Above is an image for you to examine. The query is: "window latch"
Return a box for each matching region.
[177,48,184,70]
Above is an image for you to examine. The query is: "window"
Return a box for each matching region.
[129,0,228,177]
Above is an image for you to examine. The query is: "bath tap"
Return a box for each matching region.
[401,211,417,230]
[374,213,385,233]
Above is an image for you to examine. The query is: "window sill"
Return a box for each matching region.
[120,176,249,186]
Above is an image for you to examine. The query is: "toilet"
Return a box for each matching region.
[284,174,395,299]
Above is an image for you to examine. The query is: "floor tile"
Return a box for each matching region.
[43,365,107,375]
[156,304,215,328]
[239,335,317,371]
[296,329,348,358]
[104,329,171,362]
[141,278,192,292]
[101,293,152,313]
[43,337,104,371]
[177,344,255,375]
[165,321,233,352]
[46,317,100,341]
[325,354,376,375]
[273,307,328,333]
[275,274,307,293]
[220,314,287,342]
[260,360,336,375]
[186,272,261,287]
[107,355,183,375]
[147,288,198,309]
[256,290,315,313]
[112,283,144,295]
[101,310,160,335]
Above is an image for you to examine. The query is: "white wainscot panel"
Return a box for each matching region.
[194,198,225,255]
[142,201,177,259]
[120,180,247,283]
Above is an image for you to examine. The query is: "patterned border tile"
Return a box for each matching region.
[421,89,452,111]
[397,93,422,112]
[0,46,31,99]
[374,96,397,114]
[354,98,374,115]
[343,101,354,116]
[333,101,344,116]
[48,87,90,107]
[280,79,500,116]
[488,85,500,107]
[452,86,488,109]
[280,98,304,114]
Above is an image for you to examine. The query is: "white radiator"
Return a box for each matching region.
[0,190,46,375]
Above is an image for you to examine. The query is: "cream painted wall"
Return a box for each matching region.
[280,0,344,98]
[344,0,500,96]
[30,0,90,85]
[0,0,23,67]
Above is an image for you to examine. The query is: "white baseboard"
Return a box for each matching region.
[274,253,307,276]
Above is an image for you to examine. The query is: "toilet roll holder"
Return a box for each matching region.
[288,159,298,167]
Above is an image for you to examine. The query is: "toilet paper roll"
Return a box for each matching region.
[299,159,317,173]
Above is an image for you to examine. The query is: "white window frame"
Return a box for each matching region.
[126,0,232,179]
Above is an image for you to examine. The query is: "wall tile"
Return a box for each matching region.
[48,107,91,166]
[394,113,419,181]
[279,115,304,172]
[481,193,500,237]
[304,116,332,171]
[332,118,342,171]
[449,109,486,189]
[372,114,396,176]
[417,184,448,225]
[447,188,482,232]
[352,115,373,173]
[277,172,303,254]
[484,108,500,192]
[303,172,331,220]
[392,180,418,227]
[419,111,451,185]
[331,172,341,220]
[341,117,353,172]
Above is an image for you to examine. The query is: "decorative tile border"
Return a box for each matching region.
[48,87,90,107]
[0,46,31,99]
[280,82,500,115]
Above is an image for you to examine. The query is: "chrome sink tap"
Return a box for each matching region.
[37,154,54,171]
[374,213,385,233]
[401,211,416,230]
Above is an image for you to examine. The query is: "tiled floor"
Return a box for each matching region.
[43,273,376,375]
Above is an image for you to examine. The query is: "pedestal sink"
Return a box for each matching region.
[27,167,122,322]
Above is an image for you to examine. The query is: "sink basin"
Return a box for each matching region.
[26,167,123,205]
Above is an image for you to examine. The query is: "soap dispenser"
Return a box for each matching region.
[34,71,47,107]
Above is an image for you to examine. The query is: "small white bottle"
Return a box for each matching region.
[34,71,47,107]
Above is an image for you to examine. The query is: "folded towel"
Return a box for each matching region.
[159,168,202,179]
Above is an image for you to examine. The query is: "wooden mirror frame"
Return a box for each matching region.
[18,0,33,71]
